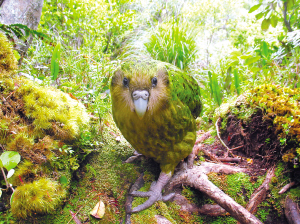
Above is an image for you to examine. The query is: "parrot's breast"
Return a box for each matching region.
[113,98,196,174]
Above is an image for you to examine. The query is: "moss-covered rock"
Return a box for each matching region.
[0,30,91,220]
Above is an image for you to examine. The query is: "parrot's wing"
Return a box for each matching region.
[167,65,202,118]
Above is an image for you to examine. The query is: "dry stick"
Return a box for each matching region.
[279,181,296,195]
[167,163,262,224]
[66,193,93,224]
[215,118,235,157]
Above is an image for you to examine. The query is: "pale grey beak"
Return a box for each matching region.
[132,90,149,119]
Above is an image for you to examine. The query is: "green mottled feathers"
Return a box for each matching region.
[110,60,202,174]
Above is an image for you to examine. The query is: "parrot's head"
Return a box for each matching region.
[110,63,170,120]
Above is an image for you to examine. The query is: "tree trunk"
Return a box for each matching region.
[0,0,44,58]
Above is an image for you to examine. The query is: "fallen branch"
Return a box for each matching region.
[246,166,275,214]
[279,182,296,195]
[167,162,262,224]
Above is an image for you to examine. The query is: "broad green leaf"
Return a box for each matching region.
[255,12,264,20]
[270,16,278,28]
[0,159,3,168]
[7,169,15,179]
[0,151,21,171]
[261,41,269,58]
[240,54,253,59]
[249,4,262,13]
[245,56,261,65]
[50,41,62,81]
[59,175,68,186]
[261,19,271,31]
[230,51,242,57]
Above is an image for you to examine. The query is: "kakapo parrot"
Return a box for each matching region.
[110,59,202,213]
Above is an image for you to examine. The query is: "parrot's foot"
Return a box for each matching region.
[124,150,145,163]
[129,172,174,213]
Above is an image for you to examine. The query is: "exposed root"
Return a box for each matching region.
[123,173,145,224]
[285,196,300,224]
[246,166,275,214]
[166,162,262,224]
[197,144,221,163]
[198,204,228,216]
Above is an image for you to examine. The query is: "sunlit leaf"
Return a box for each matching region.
[51,41,62,81]
[270,16,278,28]
[261,19,271,31]
[249,4,261,13]
[0,151,21,171]
[261,41,269,58]
[255,12,264,20]
[245,56,261,65]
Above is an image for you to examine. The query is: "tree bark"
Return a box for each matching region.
[0,0,44,57]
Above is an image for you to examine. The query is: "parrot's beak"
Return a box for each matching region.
[132,90,149,119]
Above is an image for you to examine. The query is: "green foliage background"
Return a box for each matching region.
[1,0,300,222]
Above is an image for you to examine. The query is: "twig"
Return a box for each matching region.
[279,182,296,195]
[69,210,82,224]
[215,117,235,157]
[66,193,93,224]
[1,167,9,189]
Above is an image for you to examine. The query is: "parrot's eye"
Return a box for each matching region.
[123,77,129,87]
[151,77,158,87]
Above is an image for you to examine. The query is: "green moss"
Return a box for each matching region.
[208,172,265,207]
[11,178,66,219]
[15,78,90,140]
[0,32,17,78]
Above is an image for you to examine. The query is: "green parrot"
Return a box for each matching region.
[110,59,202,213]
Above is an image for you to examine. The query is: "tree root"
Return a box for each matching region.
[123,173,145,224]
[285,196,300,224]
[246,166,275,214]
[166,162,262,224]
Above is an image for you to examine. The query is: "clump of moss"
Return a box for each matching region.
[0,32,17,78]
[15,78,89,140]
[11,178,66,219]
[248,84,300,165]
